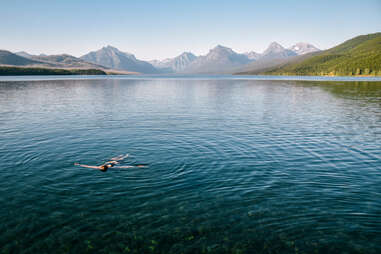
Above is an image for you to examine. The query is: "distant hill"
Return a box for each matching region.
[29,54,107,69]
[0,66,106,76]
[0,50,137,75]
[150,52,197,73]
[182,45,251,74]
[233,55,302,75]
[81,46,159,74]
[3,50,108,70]
[255,33,381,76]
[15,51,34,58]
[0,50,44,66]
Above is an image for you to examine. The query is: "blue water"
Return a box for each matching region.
[1,74,381,82]
[0,76,380,253]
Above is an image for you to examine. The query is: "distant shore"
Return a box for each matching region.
[0,66,137,76]
[0,66,107,76]
[235,72,381,77]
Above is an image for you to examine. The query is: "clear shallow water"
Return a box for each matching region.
[0,77,380,253]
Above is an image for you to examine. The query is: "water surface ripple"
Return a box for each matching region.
[0,78,380,253]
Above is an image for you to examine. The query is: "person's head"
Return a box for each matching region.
[99,165,109,172]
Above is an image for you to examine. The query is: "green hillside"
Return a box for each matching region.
[0,66,106,76]
[261,33,381,76]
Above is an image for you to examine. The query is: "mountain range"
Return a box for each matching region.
[7,33,381,77]
[149,52,197,73]
[149,42,319,74]
[1,50,106,70]
[239,33,381,76]
[180,45,252,74]
[80,46,159,74]
[0,41,320,75]
[1,32,378,76]
[0,50,42,66]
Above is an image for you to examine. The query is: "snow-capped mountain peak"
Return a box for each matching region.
[288,43,320,55]
[261,42,296,59]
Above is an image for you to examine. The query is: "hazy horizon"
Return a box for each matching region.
[1,0,381,61]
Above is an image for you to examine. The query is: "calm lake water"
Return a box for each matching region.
[0,76,380,253]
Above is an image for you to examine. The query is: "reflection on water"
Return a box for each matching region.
[0,78,380,253]
[317,81,381,100]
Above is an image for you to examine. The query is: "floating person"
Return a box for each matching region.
[74,154,147,172]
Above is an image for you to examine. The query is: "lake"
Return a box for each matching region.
[0,76,380,253]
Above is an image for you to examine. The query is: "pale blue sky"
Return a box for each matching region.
[1,0,380,60]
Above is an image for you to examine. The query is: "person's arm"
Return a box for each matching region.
[114,165,135,169]
[74,163,100,169]
[115,164,148,169]
[111,154,129,161]
[119,154,129,160]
